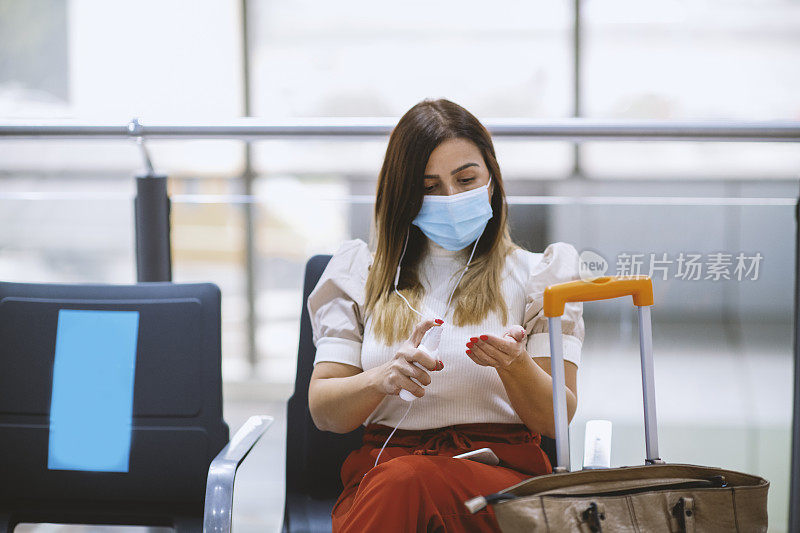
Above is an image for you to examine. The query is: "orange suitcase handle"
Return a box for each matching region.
[544,275,654,317]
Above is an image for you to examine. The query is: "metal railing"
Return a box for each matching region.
[2,117,800,141]
[1,117,799,531]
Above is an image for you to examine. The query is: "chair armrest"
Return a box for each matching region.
[203,415,273,533]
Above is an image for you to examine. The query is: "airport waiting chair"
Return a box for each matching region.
[0,281,271,533]
[284,255,363,533]
[284,255,558,532]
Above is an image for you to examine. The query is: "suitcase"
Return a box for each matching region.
[465,275,770,532]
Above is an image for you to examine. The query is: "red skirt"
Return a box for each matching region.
[332,422,552,532]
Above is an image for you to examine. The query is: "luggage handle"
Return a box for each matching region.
[544,275,661,472]
[543,275,654,318]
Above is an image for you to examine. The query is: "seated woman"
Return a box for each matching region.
[307,98,585,532]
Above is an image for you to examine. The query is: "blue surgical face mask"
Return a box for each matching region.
[412,178,493,251]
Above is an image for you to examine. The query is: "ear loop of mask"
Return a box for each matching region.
[373,227,482,469]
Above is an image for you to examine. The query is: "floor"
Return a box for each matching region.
[14,317,796,532]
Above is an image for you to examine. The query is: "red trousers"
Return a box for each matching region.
[332,423,552,532]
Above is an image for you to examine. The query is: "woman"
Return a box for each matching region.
[307,98,585,532]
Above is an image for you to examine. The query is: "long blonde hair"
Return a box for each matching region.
[364,98,518,345]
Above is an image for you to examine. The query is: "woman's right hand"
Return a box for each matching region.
[369,317,443,398]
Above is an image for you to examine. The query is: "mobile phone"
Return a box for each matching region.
[453,447,500,466]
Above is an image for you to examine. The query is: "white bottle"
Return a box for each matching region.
[399,325,442,402]
[582,419,612,469]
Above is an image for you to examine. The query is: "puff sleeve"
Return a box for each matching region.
[307,239,373,368]
[523,241,586,367]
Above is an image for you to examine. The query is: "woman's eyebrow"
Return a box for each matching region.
[422,162,480,179]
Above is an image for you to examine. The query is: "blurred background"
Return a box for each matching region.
[1,0,798,531]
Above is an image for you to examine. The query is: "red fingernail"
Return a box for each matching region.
[435,319,444,324]
[466,349,471,355]
[480,335,488,341]
[466,342,473,348]
[470,337,478,342]
[439,361,445,370]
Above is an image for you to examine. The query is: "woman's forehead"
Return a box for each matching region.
[425,139,483,175]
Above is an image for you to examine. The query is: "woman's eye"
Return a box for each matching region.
[459,177,475,184]
[424,183,436,192]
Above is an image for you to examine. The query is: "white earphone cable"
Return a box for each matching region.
[445,237,480,312]
[373,401,413,468]
[395,229,480,320]
[373,230,484,471]
[394,230,427,318]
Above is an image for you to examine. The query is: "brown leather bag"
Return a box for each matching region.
[465,276,770,532]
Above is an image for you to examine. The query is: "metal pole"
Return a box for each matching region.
[789,180,800,532]
[637,305,661,464]
[571,0,583,178]
[2,120,800,142]
[547,316,571,472]
[240,0,258,376]
[134,173,172,282]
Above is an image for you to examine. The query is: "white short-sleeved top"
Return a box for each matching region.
[307,238,585,430]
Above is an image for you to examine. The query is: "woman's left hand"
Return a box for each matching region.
[465,325,527,370]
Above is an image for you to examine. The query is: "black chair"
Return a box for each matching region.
[284,256,363,533]
[0,281,270,532]
[283,255,557,532]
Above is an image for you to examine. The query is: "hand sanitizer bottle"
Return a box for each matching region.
[399,325,442,402]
